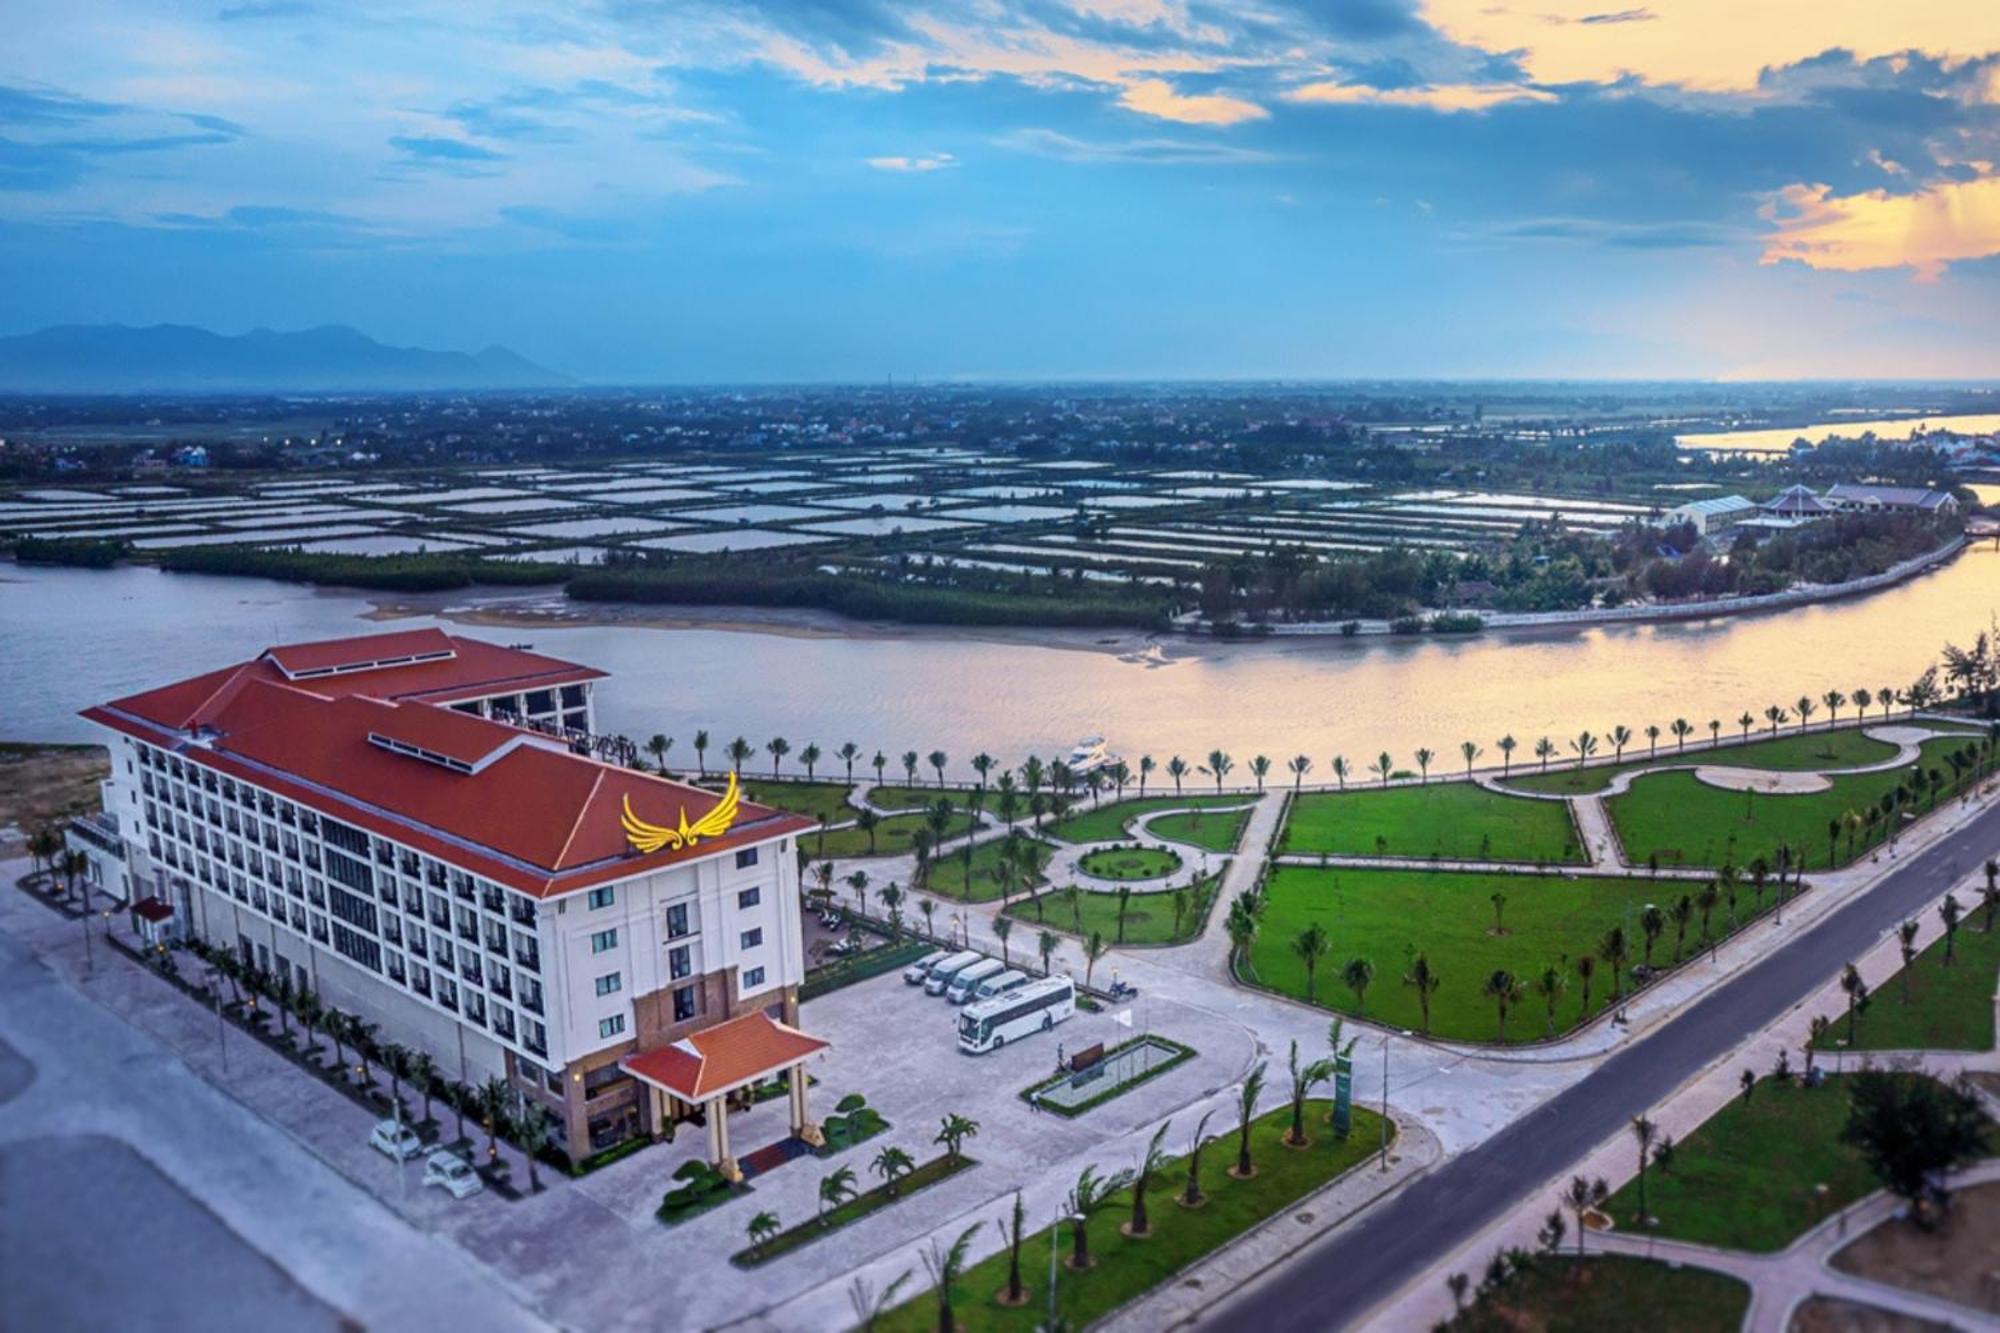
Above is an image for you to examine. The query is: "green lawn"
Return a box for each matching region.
[807,810,977,860]
[876,1102,1384,1333]
[735,779,858,825]
[1819,913,2000,1051]
[1078,845,1182,880]
[930,834,1056,902]
[1047,794,1253,845]
[1148,806,1251,853]
[1006,874,1222,947]
[1278,783,1584,865]
[869,783,962,812]
[1603,1076,1878,1251]
[1607,737,1976,871]
[1503,727,1902,796]
[1448,1256,1749,1332]
[1251,867,1670,1043]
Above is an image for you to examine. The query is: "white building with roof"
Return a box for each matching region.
[1666,494,1758,535]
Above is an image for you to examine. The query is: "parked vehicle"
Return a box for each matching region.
[903,949,950,985]
[1106,978,1140,1000]
[957,977,1077,1054]
[422,1149,484,1198]
[972,968,1029,1002]
[369,1118,424,1162]
[945,958,1007,1005]
[922,950,984,997]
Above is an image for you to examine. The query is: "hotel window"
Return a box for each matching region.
[587,886,615,910]
[737,886,761,910]
[598,1014,626,1040]
[734,847,759,869]
[590,928,618,954]
[743,966,766,989]
[672,985,697,1023]
[668,945,691,980]
[739,927,763,950]
[594,972,621,997]
[665,903,691,939]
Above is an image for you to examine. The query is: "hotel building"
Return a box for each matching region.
[72,628,825,1169]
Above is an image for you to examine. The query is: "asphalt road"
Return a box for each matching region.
[1216,797,2000,1332]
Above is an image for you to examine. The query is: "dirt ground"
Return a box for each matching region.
[1830,1180,2000,1317]
[0,743,109,836]
[1789,1296,1949,1333]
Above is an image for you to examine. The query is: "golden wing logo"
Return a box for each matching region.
[621,771,741,854]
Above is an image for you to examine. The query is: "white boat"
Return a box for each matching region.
[1066,734,1116,774]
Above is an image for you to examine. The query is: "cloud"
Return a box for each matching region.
[1292,0,1429,42]
[993,127,1274,164]
[1487,216,1740,247]
[388,134,507,161]
[865,152,957,171]
[1577,8,1656,25]
[1116,77,1265,124]
[1286,81,1555,113]
[1761,175,2000,281]
[0,83,120,127]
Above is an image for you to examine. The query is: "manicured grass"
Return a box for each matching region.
[1818,913,2000,1051]
[1079,845,1182,880]
[1503,726,1902,796]
[1148,805,1251,853]
[1448,1255,1749,1332]
[732,1152,975,1266]
[876,1102,1385,1333]
[1278,783,1584,865]
[736,779,856,825]
[1006,874,1222,947]
[1251,867,1669,1043]
[868,783,960,812]
[1047,793,1251,845]
[1603,1076,1877,1251]
[808,810,977,859]
[1608,737,1977,871]
[933,834,1056,903]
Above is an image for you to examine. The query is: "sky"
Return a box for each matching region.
[3,0,1998,383]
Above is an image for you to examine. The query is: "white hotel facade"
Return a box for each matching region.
[72,628,824,1169]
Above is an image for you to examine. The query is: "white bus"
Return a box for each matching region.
[945,958,1006,1004]
[957,977,1076,1054]
[922,950,984,997]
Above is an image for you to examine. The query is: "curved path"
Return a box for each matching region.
[1039,799,1255,892]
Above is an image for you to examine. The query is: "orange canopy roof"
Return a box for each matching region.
[622,1011,828,1101]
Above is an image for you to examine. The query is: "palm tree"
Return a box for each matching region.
[1083,931,1108,991]
[799,742,822,781]
[1233,1061,1268,1177]
[1138,754,1156,797]
[747,1209,781,1256]
[918,898,936,939]
[1940,892,1963,964]
[1764,704,1788,736]
[1482,969,1524,1041]
[24,825,60,888]
[1225,892,1261,971]
[1598,925,1629,1003]
[294,988,324,1063]
[1403,951,1441,1033]
[1671,718,1693,752]
[872,1144,915,1196]
[1534,736,1556,772]
[1490,892,1508,935]
[477,1076,511,1163]
[1639,903,1665,967]
[1206,749,1234,794]
[1167,755,1189,798]
[324,1006,350,1072]
[1574,952,1596,1016]
[1000,1190,1028,1306]
[1284,1039,1333,1146]
[1182,1109,1217,1206]
[1696,880,1719,953]
[1644,724,1660,758]
[1983,859,1999,932]
[410,1050,436,1126]
[901,750,920,785]
[689,729,709,776]
[1288,754,1313,791]
[819,1165,857,1221]
[928,750,948,786]
[646,733,671,773]
[1460,741,1482,778]
[1128,1120,1172,1236]
[879,884,904,941]
[1824,690,1846,725]
[846,1272,912,1333]
[846,869,870,917]
[992,916,1013,968]
[1669,895,1693,962]
[920,1222,982,1333]
[1331,755,1349,789]
[854,807,879,854]
[1796,696,1816,730]
[1371,752,1394,787]
[766,736,791,778]
[872,751,887,784]
[1250,754,1271,792]
[1533,964,1567,1038]
[518,1101,557,1191]
[1114,885,1133,943]
[1291,924,1331,1001]
[1897,918,1920,1003]
[837,740,860,784]
[1343,956,1375,1016]
[1563,1175,1608,1256]
[935,1112,979,1162]
[726,735,753,777]
[1066,1163,1130,1269]
[1568,731,1597,767]
[1414,748,1434,784]
[1609,725,1632,763]
[1853,687,1873,718]
[1038,929,1059,978]
[1630,1115,1657,1225]
[382,1042,410,1116]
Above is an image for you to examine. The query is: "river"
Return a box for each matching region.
[1677,412,2000,455]
[3,552,1996,775]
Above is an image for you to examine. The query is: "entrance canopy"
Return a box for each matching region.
[621,1011,827,1102]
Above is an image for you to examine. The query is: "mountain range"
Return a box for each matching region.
[0,324,573,393]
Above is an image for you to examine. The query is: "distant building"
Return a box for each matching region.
[1666,494,1757,536]
[1821,483,1959,515]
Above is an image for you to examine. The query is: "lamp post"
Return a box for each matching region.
[203,964,229,1073]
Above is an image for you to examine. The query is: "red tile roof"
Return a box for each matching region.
[264,628,457,678]
[132,897,175,922]
[82,631,810,899]
[622,1011,828,1100]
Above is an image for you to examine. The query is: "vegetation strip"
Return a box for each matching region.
[732,1152,976,1266]
[1018,1035,1197,1118]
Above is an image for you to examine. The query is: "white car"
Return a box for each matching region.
[369,1119,424,1162]
[422,1149,484,1198]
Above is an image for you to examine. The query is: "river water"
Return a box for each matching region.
[1677,412,2000,455]
[3,552,1997,775]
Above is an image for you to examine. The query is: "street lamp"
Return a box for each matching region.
[202,963,229,1073]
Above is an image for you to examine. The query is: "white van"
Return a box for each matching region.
[903,949,950,985]
[972,968,1028,1003]
[923,950,984,997]
[945,958,1006,1005]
